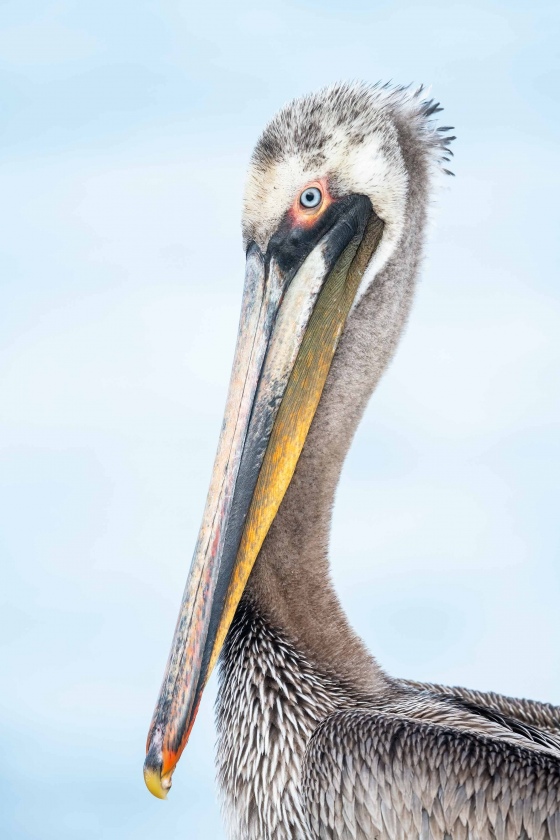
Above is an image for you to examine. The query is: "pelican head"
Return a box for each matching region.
[144,82,453,798]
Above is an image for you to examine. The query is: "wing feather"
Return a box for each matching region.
[403,682,560,736]
[302,709,560,840]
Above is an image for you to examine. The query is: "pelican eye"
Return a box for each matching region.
[299,187,322,209]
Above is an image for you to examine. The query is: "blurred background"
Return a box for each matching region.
[1,1,559,837]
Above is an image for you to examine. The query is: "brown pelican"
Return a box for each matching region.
[144,82,560,839]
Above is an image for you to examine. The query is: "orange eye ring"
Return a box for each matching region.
[289,179,332,226]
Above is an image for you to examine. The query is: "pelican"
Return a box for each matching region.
[144,82,560,839]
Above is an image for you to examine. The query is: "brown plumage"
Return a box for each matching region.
[217,84,560,839]
[144,83,560,838]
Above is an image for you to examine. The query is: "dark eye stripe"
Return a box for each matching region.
[300,187,322,209]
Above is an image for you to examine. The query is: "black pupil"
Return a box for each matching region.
[304,190,318,205]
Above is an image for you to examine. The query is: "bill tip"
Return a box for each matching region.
[144,760,172,800]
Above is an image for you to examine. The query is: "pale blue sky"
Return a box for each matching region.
[1,2,559,838]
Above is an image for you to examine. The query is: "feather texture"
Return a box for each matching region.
[217,601,560,840]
